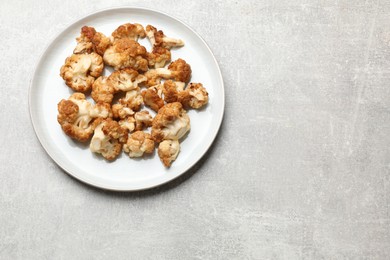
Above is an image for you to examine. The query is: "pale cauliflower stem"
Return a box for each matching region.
[123,131,155,158]
[73,26,111,56]
[57,93,111,142]
[146,25,184,49]
[108,68,147,92]
[103,38,148,71]
[60,53,104,92]
[158,140,180,167]
[112,23,146,41]
[144,58,191,87]
[90,118,128,160]
[151,102,190,143]
[141,85,164,112]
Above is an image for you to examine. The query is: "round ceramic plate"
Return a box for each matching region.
[29,7,224,191]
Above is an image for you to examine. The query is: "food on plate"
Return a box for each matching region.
[58,22,208,167]
[123,131,155,158]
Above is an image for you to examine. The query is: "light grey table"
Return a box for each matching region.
[1,0,389,259]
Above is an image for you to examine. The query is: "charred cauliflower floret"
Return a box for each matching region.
[57,93,110,142]
[123,131,155,158]
[151,102,190,143]
[146,25,184,49]
[73,26,111,56]
[141,85,164,112]
[112,23,146,41]
[134,111,153,131]
[119,88,144,112]
[60,53,104,92]
[91,76,115,103]
[147,46,171,68]
[178,83,209,109]
[90,118,128,160]
[158,140,180,167]
[107,68,147,92]
[103,38,148,71]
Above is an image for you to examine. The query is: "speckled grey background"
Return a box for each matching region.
[1,0,390,259]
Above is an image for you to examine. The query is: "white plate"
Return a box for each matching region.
[29,7,224,191]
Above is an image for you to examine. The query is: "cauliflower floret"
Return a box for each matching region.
[118,116,135,132]
[178,83,209,109]
[158,140,180,167]
[90,118,128,160]
[143,59,191,87]
[119,88,144,112]
[91,76,115,103]
[103,38,148,71]
[141,85,164,112]
[107,68,147,92]
[112,23,146,41]
[134,111,153,131]
[73,26,111,56]
[123,131,155,158]
[162,80,185,103]
[60,53,104,92]
[151,102,190,143]
[112,103,134,119]
[146,25,184,49]
[147,46,171,68]
[57,93,110,142]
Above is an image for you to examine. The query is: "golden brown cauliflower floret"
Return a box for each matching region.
[118,116,136,132]
[134,111,153,131]
[119,88,144,112]
[123,131,155,158]
[151,102,190,143]
[112,23,146,41]
[146,25,184,49]
[91,76,115,103]
[60,53,104,92]
[103,38,148,71]
[143,59,191,87]
[57,93,111,142]
[147,46,171,68]
[107,68,147,92]
[158,140,180,167]
[178,83,209,109]
[162,80,185,103]
[141,85,164,112]
[112,103,134,119]
[90,118,128,161]
[74,26,111,56]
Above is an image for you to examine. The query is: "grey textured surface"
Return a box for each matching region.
[1,0,390,259]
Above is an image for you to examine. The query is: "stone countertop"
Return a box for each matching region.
[1,0,389,259]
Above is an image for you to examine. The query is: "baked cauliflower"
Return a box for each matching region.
[141,85,164,112]
[162,80,184,103]
[90,118,128,160]
[147,46,171,68]
[91,76,115,103]
[151,102,190,143]
[73,26,111,56]
[60,53,104,92]
[119,88,144,112]
[57,93,111,142]
[178,83,209,109]
[112,23,146,41]
[145,25,184,49]
[134,110,153,131]
[103,38,148,71]
[118,116,136,132]
[107,68,147,92]
[123,131,155,158]
[158,140,180,167]
[112,103,135,119]
[143,59,191,87]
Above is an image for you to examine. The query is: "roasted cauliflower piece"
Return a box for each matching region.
[134,111,153,131]
[107,68,147,92]
[178,83,209,109]
[119,88,144,112]
[57,93,111,142]
[90,118,128,160]
[146,25,184,49]
[112,23,146,41]
[103,38,148,71]
[73,26,111,56]
[118,116,136,132]
[143,59,191,87]
[162,80,184,103]
[158,140,180,167]
[112,103,135,119]
[141,85,164,112]
[151,102,190,143]
[147,46,171,68]
[91,76,115,103]
[123,131,155,158]
[60,53,104,92]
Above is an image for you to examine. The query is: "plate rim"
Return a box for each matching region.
[28,6,225,192]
